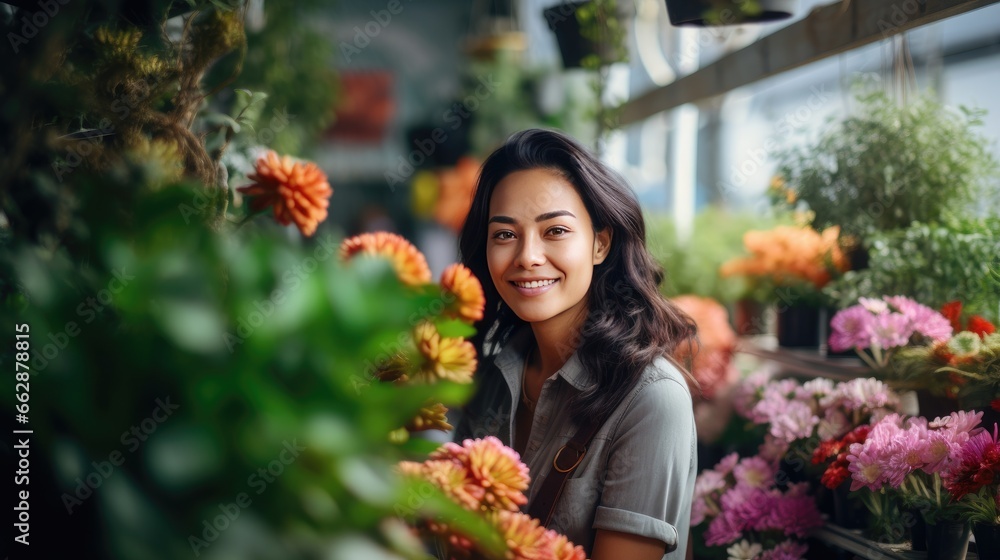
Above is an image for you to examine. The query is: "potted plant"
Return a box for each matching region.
[772,88,999,246]
[823,218,1000,326]
[665,0,797,27]
[719,223,850,348]
[543,0,629,150]
[844,411,988,559]
[543,0,627,69]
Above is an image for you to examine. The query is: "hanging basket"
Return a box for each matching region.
[665,0,796,27]
[542,1,615,69]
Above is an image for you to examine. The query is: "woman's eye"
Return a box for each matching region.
[548,227,568,236]
[492,231,514,240]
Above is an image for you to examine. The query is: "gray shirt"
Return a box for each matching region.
[454,326,697,558]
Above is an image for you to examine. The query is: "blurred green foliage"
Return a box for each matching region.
[0,165,497,559]
[646,206,791,304]
[823,218,1000,324]
[773,88,999,241]
[0,1,496,558]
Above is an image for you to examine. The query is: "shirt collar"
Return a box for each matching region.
[493,325,596,391]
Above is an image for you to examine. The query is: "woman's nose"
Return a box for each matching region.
[515,235,545,268]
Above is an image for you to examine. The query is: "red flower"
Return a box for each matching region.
[821,462,851,490]
[969,315,997,338]
[991,399,1000,413]
[816,425,871,490]
[944,425,1000,500]
[941,301,963,333]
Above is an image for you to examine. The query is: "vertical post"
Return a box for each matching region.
[670,27,699,245]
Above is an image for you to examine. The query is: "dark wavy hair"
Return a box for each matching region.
[458,129,698,425]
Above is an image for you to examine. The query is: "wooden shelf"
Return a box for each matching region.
[736,338,870,381]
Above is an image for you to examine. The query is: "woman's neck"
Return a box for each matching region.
[526,306,587,380]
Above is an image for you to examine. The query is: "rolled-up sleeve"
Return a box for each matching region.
[592,375,696,556]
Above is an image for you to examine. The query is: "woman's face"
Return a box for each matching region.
[486,168,610,328]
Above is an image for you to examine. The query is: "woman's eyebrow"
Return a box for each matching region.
[488,210,577,225]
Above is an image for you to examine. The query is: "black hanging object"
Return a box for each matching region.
[665,0,796,27]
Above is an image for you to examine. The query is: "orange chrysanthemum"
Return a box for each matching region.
[417,459,484,511]
[464,437,530,512]
[434,156,480,232]
[406,402,453,432]
[238,150,332,237]
[339,231,432,287]
[441,263,486,323]
[719,225,849,288]
[411,321,477,384]
[490,510,555,560]
[549,532,588,560]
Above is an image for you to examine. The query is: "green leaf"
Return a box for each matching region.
[434,318,476,339]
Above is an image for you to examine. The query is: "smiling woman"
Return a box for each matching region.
[455,129,699,560]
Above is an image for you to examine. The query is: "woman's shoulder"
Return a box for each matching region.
[605,355,695,446]
[634,355,693,403]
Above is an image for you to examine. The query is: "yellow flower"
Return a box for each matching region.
[238,150,333,237]
[411,321,477,384]
[406,402,453,432]
[441,263,486,323]
[339,232,432,287]
[411,170,440,218]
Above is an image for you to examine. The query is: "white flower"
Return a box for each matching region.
[859,297,888,314]
[727,539,762,560]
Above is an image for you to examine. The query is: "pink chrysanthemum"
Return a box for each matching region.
[760,540,809,560]
[943,424,1000,500]
[829,305,875,352]
[830,305,875,352]
[870,312,913,349]
[734,455,775,489]
[886,295,954,341]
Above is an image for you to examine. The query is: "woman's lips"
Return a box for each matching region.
[509,279,559,296]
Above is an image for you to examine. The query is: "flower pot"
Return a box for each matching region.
[664,0,796,26]
[776,304,821,349]
[925,519,971,560]
[973,523,1000,559]
[732,299,769,336]
[832,483,867,530]
[915,389,960,420]
[543,2,614,69]
[904,507,927,551]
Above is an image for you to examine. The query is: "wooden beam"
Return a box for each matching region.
[621,0,1000,125]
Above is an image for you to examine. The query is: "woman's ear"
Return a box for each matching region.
[593,228,612,265]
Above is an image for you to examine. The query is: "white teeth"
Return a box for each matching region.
[514,279,556,289]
